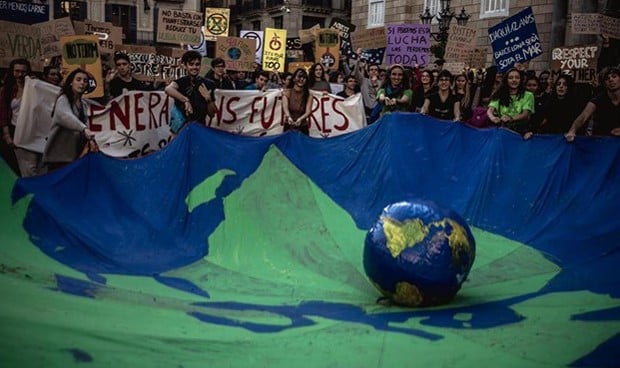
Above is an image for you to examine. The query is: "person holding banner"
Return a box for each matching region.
[165,51,216,127]
[536,74,583,136]
[337,75,360,99]
[421,70,460,122]
[43,69,97,172]
[565,66,620,141]
[0,58,31,176]
[282,68,313,135]
[377,65,413,115]
[486,68,535,136]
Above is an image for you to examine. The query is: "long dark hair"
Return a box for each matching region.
[2,58,31,111]
[551,74,575,101]
[52,68,88,118]
[491,68,525,107]
[287,68,310,107]
[307,63,325,88]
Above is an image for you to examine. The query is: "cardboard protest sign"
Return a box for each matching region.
[551,45,599,83]
[204,8,230,41]
[0,20,43,71]
[330,18,356,60]
[298,24,320,44]
[60,35,104,98]
[216,36,256,71]
[288,61,313,73]
[156,9,203,45]
[350,27,387,50]
[74,20,123,55]
[444,24,477,63]
[116,44,187,82]
[34,17,75,58]
[488,7,542,72]
[571,13,620,39]
[241,30,264,63]
[468,48,487,69]
[286,37,305,62]
[385,24,431,67]
[0,0,49,25]
[442,62,467,76]
[262,28,287,73]
[315,29,340,71]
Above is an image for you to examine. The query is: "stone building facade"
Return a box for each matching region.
[350,0,614,71]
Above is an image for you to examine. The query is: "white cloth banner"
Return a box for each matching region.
[89,91,174,157]
[14,77,59,153]
[207,89,366,138]
[15,84,366,160]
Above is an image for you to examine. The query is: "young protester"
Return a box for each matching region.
[165,50,215,126]
[105,52,157,98]
[244,71,270,91]
[453,72,474,121]
[336,74,359,98]
[487,68,534,136]
[204,57,236,91]
[377,64,413,115]
[43,69,97,172]
[352,49,381,120]
[411,69,436,112]
[282,68,313,135]
[421,70,460,121]
[565,66,620,141]
[308,63,331,93]
[0,58,31,175]
[534,74,582,136]
[42,66,62,86]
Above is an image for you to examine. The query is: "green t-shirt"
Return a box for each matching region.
[377,88,414,114]
[488,90,535,118]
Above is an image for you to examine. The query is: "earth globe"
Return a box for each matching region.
[363,200,476,307]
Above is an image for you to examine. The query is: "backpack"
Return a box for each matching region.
[467,106,492,128]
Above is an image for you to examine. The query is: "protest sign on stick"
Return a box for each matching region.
[216,36,256,72]
[157,9,203,45]
[551,45,599,83]
[384,24,431,67]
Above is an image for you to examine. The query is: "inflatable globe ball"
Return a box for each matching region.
[363,201,476,307]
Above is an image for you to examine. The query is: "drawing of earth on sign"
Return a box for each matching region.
[227,47,242,60]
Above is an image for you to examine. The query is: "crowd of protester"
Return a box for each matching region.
[0,38,619,178]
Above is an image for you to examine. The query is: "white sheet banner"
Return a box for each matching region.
[207,89,366,138]
[14,77,59,153]
[15,84,366,161]
[89,92,175,157]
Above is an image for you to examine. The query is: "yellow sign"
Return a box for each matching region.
[60,35,104,98]
[204,8,230,41]
[262,28,287,73]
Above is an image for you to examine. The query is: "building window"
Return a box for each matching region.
[105,4,137,44]
[54,0,87,20]
[273,16,283,29]
[367,0,384,28]
[480,0,509,19]
[423,0,439,24]
[302,16,324,29]
[252,20,261,30]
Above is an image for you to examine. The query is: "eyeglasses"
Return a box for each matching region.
[188,62,201,66]
[296,75,307,80]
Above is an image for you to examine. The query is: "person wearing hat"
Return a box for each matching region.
[565,66,620,141]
